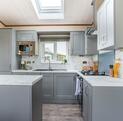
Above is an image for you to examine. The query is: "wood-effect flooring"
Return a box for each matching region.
[43,104,83,121]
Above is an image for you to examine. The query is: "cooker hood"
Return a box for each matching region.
[86,27,97,35]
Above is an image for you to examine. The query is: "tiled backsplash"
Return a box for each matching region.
[21,55,94,71]
[98,50,115,75]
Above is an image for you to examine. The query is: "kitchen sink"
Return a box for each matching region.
[33,69,67,71]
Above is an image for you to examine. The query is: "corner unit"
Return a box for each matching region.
[16,30,39,56]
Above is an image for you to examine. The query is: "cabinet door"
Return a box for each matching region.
[85,35,98,55]
[41,73,54,102]
[83,80,92,121]
[16,30,39,55]
[16,30,37,41]
[54,73,76,101]
[98,0,114,50]
[0,29,11,72]
[70,32,85,55]
[97,8,102,50]
[106,0,114,47]
[97,3,107,50]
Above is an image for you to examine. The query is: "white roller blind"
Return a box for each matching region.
[39,0,62,9]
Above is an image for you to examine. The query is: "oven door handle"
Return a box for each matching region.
[85,86,88,96]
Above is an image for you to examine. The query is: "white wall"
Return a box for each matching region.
[10,25,87,32]
[0,23,5,28]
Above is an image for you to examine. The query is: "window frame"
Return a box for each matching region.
[31,0,64,19]
[39,0,63,13]
[40,40,69,63]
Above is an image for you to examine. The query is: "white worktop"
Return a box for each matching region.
[12,69,123,87]
[77,72,123,87]
[0,75,43,85]
[12,69,77,73]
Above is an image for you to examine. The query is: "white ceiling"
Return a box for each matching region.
[0,0,93,25]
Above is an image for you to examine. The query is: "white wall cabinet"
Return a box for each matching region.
[97,0,123,50]
[70,32,85,56]
[0,29,17,72]
[16,30,39,55]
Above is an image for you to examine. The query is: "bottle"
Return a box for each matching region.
[114,59,120,78]
[109,65,114,77]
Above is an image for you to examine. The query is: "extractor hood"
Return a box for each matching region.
[86,27,97,35]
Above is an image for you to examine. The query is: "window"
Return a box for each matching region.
[56,42,67,62]
[41,40,68,63]
[31,0,64,19]
[39,0,62,11]
[44,42,54,61]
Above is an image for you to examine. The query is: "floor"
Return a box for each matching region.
[43,104,83,121]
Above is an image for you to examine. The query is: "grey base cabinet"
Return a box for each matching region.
[83,79,123,121]
[54,73,76,103]
[41,73,54,103]
[0,80,42,121]
[12,72,77,104]
[83,79,92,121]
[41,73,77,104]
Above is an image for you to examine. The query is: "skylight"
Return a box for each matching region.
[31,0,64,19]
[40,0,62,9]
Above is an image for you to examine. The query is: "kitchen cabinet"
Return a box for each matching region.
[54,73,76,103]
[82,78,123,121]
[16,30,39,55]
[41,73,54,103]
[0,29,17,72]
[97,0,123,50]
[16,30,37,41]
[0,76,42,121]
[70,32,85,56]
[93,0,104,28]
[97,1,107,50]
[83,79,92,121]
[12,71,77,103]
[85,34,98,55]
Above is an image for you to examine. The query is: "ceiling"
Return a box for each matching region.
[0,0,93,26]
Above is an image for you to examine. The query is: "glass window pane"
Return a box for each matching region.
[44,43,54,60]
[57,41,67,62]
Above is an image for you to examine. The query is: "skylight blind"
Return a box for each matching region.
[39,0,62,10]
[32,0,64,19]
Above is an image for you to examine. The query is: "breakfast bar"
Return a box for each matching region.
[0,75,43,121]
